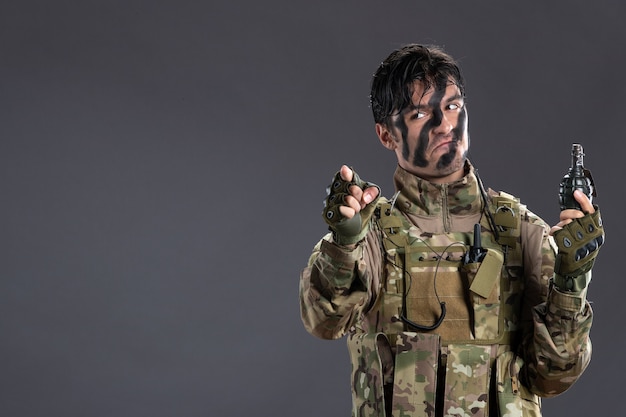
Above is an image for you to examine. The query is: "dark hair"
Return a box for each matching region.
[370,44,465,126]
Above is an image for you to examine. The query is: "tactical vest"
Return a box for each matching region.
[347,192,542,417]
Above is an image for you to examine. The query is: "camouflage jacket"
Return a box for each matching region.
[300,163,593,417]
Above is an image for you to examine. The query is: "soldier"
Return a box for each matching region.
[299,44,604,417]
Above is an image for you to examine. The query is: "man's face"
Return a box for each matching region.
[378,79,469,183]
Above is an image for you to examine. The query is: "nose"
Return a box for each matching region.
[433,112,453,135]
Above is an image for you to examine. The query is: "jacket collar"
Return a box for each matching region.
[392,160,484,217]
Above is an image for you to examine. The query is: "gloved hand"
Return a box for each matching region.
[550,190,605,293]
[322,165,380,246]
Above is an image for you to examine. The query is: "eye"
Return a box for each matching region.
[447,102,463,111]
[410,110,427,120]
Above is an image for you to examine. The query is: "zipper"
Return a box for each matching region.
[442,184,450,232]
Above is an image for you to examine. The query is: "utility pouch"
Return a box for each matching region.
[496,351,541,417]
[444,344,493,417]
[492,193,522,248]
[461,248,504,340]
[392,332,440,417]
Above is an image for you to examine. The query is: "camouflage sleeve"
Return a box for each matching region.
[299,228,383,340]
[519,211,593,397]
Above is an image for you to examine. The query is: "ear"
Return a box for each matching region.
[376,123,397,150]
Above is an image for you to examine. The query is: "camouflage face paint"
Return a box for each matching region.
[412,79,446,168]
[391,78,468,179]
[393,89,435,166]
[393,78,450,168]
[436,105,467,170]
[394,115,411,163]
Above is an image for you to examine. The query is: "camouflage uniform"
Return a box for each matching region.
[300,162,593,417]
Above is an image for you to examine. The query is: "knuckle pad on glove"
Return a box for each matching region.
[321,168,380,245]
[554,209,604,276]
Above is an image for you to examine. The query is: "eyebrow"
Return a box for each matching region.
[407,93,464,112]
[445,94,464,103]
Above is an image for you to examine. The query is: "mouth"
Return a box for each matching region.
[432,136,456,151]
[435,140,453,148]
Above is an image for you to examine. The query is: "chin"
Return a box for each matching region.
[436,152,466,172]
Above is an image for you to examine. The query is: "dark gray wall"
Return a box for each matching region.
[1,1,623,416]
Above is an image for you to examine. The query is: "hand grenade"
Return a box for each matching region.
[558,143,596,211]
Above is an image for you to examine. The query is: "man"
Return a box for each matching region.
[299,44,604,417]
